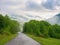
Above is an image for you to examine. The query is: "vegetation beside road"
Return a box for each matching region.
[27,34,60,45]
[0,34,17,45]
[23,20,60,39]
[0,14,20,45]
[23,20,60,45]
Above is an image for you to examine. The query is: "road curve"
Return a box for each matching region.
[5,33,40,45]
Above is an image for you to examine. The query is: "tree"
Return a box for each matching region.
[23,20,60,39]
[0,14,20,35]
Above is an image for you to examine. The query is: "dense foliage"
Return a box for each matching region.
[0,14,20,35]
[23,20,60,39]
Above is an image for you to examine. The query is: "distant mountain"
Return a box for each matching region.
[46,13,60,25]
[8,13,60,25]
[9,14,43,26]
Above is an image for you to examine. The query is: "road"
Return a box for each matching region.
[5,33,40,45]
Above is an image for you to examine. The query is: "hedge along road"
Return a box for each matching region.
[5,32,40,45]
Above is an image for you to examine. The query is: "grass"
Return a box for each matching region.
[0,34,17,45]
[26,34,60,45]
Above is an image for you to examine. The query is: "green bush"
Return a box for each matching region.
[23,20,60,39]
[0,14,20,35]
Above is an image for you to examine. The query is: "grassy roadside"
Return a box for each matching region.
[26,34,60,45]
[0,34,17,45]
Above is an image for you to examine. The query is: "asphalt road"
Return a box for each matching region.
[5,33,40,45]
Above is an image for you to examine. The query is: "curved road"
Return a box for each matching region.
[5,33,40,45]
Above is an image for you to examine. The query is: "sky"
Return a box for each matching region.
[0,0,60,19]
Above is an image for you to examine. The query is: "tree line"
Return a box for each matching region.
[0,14,20,35]
[23,20,60,39]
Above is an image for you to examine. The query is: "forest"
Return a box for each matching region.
[23,20,60,39]
[0,14,20,35]
[0,14,20,45]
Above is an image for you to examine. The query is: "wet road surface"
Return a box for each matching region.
[5,33,40,45]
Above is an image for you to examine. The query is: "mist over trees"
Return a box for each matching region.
[0,14,20,35]
[23,20,60,39]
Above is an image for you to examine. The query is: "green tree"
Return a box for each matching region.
[0,14,20,35]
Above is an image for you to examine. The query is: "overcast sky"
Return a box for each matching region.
[0,0,60,19]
